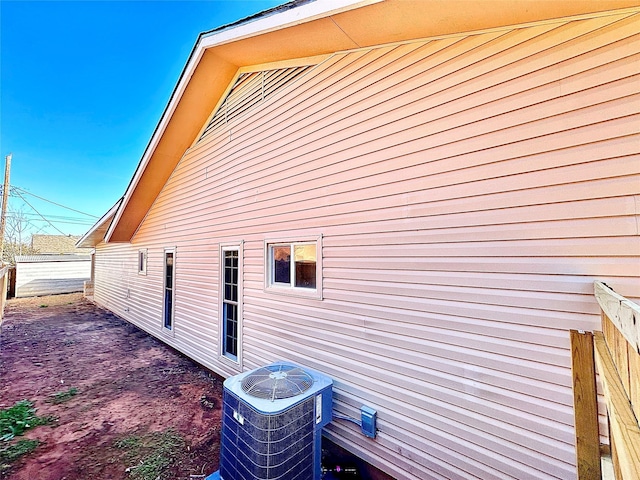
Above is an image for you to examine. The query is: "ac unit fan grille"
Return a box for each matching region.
[241,364,313,400]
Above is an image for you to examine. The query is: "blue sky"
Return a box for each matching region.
[0,0,283,238]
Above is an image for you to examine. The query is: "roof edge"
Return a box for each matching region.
[199,0,382,48]
[15,254,92,263]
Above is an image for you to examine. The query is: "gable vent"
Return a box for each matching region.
[200,65,313,139]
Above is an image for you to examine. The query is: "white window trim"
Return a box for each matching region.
[219,242,243,369]
[264,235,322,300]
[138,249,147,275]
[162,247,176,336]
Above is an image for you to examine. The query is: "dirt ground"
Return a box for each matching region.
[0,293,222,480]
[1,293,395,480]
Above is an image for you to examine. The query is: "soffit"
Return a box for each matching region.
[77,200,121,248]
[330,0,640,47]
[106,0,640,242]
[77,221,110,249]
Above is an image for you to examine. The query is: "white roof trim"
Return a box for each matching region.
[104,0,382,243]
[200,0,382,48]
[104,46,206,242]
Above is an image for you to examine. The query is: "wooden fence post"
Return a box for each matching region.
[571,329,602,479]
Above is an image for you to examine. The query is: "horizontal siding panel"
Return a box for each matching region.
[324,268,640,297]
[174,132,640,222]
[184,20,638,204]
[324,215,639,246]
[245,282,598,347]
[247,310,575,410]
[241,325,575,477]
[142,155,640,236]
[158,88,639,221]
[323,278,601,315]
[325,425,463,480]
[325,237,640,258]
[253,298,571,367]
[246,291,576,350]
[160,37,637,202]
[191,14,630,169]
[175,28,637,202]
[324,256,636,277]
[326,398,572,480]
[148,153,640,236]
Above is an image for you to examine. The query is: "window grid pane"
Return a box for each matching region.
[272,245,291,285]
[224,251,238,302]
[222,249,239,359]
[294,244,316,289]
[223,303,238,357]
[164,252,174,330]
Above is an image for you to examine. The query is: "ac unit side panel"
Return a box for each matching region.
[238,398,314,463]
[269,400,316,438]
[221,390,316,480]
[223,389,318,450]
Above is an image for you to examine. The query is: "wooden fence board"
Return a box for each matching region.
[610,429,623,480]
[593,332,640,480]
[630,340,640,424]
[571,329,602,479]
[606,312,632,398]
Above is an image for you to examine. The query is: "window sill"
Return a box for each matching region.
[264,284,322,300]
[161,326,175,338]
[219,353,242,371]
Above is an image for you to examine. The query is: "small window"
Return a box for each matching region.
[265,236,322,298]
[138,249,147,275]
[163,248,176,332]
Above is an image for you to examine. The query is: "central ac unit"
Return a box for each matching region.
[218,362,333,480]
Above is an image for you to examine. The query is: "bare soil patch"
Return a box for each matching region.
[0,294,222,480]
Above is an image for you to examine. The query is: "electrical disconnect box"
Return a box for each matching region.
[360,406,377,438]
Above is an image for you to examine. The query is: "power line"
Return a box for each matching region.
[0,184,101,235]
[6,211,95,224]
[7,186,99,218]
[14,190,67,235]
[5,217,94,227]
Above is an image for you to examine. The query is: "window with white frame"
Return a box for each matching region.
[138,249,147,275]
[163,248,176,332]
[220,245,242,364]
[265,236,322,298]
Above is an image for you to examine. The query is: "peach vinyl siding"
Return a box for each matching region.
[93,9,640,480]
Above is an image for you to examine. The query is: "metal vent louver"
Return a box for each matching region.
[199,65,313,140]
[241,364,313,401]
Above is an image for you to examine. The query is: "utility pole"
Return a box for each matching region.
[0,153,12,265]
